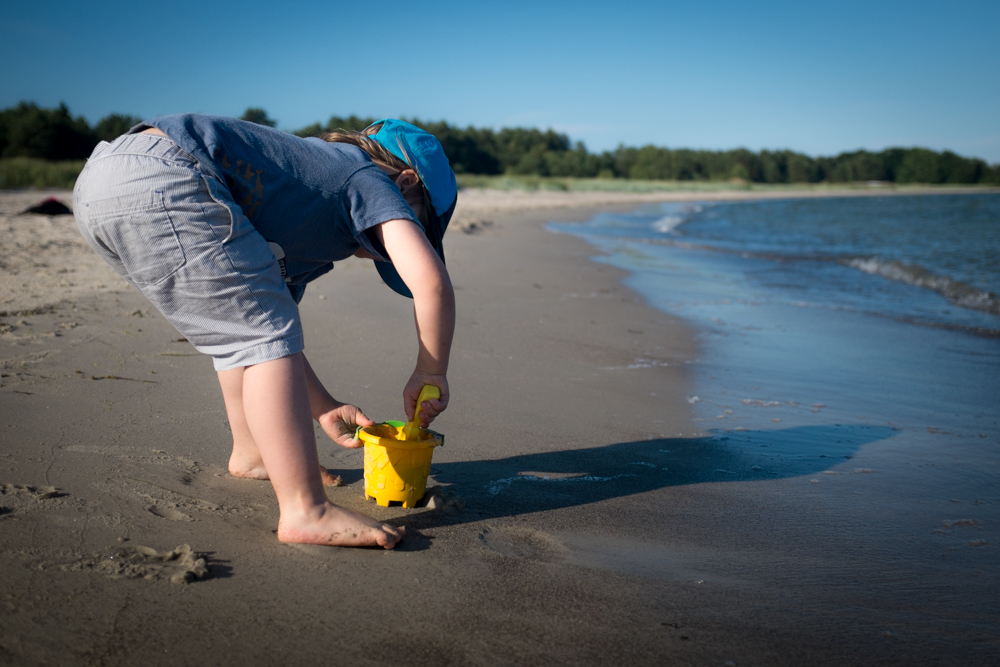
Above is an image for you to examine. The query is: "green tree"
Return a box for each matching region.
[545,142,604,178]
[413,120,500,174]
[323,115,378,133]
[786,152,817,182]
[240,107,277,127]
[94,113,143,142]
[494,127,571,174]
[980,164,1000,185]
[293,122,324,138]
[939,151,984,183]
[625,146,663,179]
[282,109,999,185]
[0,101,97,160]
[896,148,943,183]
[824,150,886,182]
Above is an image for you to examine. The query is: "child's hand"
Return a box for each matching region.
[317,403,375,449]
[404,374,449,427]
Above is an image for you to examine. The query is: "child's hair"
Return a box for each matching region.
[322,124,432,228]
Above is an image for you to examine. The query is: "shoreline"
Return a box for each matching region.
[451,183,1000,225]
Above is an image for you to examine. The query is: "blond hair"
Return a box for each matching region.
[322,124,432,227]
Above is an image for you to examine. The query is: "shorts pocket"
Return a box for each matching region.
[89,190,186,285]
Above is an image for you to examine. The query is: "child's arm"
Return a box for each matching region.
[374,218,455,425]
[302,353,374,448]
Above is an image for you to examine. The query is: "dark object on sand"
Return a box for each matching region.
[21,197,73,216]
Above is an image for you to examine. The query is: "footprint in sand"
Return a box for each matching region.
[0,483,72,515]
[419,485,466,513]
[146,505,193,522]
[1,483,61,500]
[60,544,209,584]
[478,526,567,563]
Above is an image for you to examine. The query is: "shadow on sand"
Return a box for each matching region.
[382,423,895,543]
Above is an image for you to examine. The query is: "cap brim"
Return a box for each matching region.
[375,261,413,298]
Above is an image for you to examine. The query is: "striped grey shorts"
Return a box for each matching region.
[73,133,303,371]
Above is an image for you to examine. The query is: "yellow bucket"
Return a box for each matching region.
[357,421,443,508]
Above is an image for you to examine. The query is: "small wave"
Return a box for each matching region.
[842,256,999,316]
[649,204,704,234]
[485,473,635,496]
[742,399,781,407]
[650,215,685,234]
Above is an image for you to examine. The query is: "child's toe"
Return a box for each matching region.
[377,524,404,548]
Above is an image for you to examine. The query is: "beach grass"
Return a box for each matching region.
[0,158,85,190]
[2,158,995,194]
[456,173,999,194]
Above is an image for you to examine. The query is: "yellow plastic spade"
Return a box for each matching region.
[357,384,444,508]
[401,384,440,441]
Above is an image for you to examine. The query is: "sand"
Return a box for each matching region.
[0,187,997,666]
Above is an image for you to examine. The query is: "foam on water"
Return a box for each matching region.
[650,215,685,234]
[485,473,636,496]
[842,256,999,315]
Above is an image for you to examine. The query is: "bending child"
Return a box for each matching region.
[73,116,458,549]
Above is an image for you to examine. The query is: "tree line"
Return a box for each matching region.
[3,102,997,185]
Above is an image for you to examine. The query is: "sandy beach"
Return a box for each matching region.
[1,187,997,666]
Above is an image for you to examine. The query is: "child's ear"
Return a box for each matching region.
[394,169,420,190]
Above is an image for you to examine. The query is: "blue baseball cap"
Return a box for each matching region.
[367,119,458,298]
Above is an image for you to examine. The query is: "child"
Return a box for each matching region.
[73,115,458,549]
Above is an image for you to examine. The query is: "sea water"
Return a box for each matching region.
[550,193,1000,484]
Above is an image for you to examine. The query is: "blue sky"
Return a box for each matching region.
[2,0,998,161]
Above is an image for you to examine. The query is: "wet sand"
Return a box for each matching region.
[0,188,997,666]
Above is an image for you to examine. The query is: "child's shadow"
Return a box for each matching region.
[392,423,895,544]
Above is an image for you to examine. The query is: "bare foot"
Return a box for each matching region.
[319,469,343,486]
[229,449,269,480]
[229,451,341,486]
[277,503,405,549]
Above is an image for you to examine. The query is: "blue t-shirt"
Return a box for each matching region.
[139,114,417,301]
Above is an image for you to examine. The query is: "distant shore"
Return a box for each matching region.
[451,182,1000,230]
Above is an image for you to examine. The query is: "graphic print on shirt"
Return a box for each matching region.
[221,153,264,220]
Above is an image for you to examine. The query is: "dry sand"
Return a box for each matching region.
[0,187,996,665]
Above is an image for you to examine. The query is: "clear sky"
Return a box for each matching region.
[2,0,998,161]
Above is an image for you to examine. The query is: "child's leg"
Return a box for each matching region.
[217,367,268,479]
[217,367,341,485]
[239,352,404,548]
[72,137,393,546]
